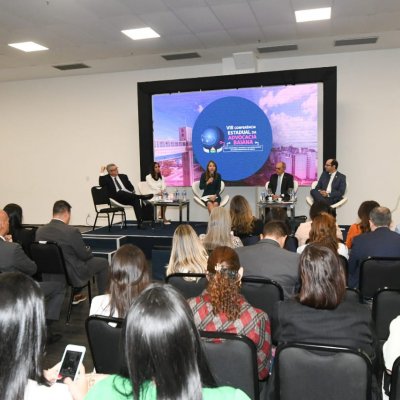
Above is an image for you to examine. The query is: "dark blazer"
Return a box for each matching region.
[0,238,37,275]
[348,227,400,288]
[236,238,300,299]
[36,219,94,287]
[99,174,135,198]
[268,173,294,201]
[315,170,346,203]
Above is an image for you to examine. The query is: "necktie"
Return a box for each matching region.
[326,174,334,193]
[276,175,282,195]
[114,177,122,191]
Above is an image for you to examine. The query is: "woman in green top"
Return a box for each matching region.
[84,284,250,400]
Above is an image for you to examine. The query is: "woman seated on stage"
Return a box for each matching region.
[297,212,349,259]
[166,224,208,276]
[145,161,170,225]
[230,195,263,240]
[188,246,271,381]
[75,284,251,400]
[89,244,150,318]
[200,160,222,213]
[200,207,243,253]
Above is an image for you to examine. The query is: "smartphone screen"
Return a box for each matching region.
[57,350,84,382]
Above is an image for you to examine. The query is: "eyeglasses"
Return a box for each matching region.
[325,164,332,167]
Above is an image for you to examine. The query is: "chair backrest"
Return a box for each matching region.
[390,356,400,400]
[151,245,171,281]
[200,331,259,400]
[192,181,203,199]
[360,257,400,299]
[165,273,207,299]
[86,315,124,374]
[372,288,400,343]
[91,185,111,209]
[241,277,284,317]
[30,241,71,285]
[275,342,372,400]
[345,287,361,303]
[138,181,152,195]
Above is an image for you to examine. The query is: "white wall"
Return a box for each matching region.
[1,49,400,226]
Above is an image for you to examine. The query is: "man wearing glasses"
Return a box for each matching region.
[268,161,294,201]
[310,159,346,205]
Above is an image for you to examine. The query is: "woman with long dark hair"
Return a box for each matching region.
[200,160,222,213]
[82,284,250,399]
[189,246,271,380]
[89,244,150,318]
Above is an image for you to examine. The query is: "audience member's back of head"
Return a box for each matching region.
[52,200,71,216]
[203,207,233,251]
[298,244,345,310]
[229,195,254,234]
[308,212,339,252]
[108,244,150,318]
[309,201,336,220]
[0,272,47,400]
[357,200,380,233]
[369,206,391,228]
[262,220,289,238]
[3,203,23,235]
[123,284,215,400]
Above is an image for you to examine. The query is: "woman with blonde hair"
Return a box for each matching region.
[200,207,243,252]
[230,195,263,240]
[166,224,208,276]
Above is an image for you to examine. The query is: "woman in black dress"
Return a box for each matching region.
[199,160,222,213]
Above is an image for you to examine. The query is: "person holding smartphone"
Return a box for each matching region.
[199,160,222,213]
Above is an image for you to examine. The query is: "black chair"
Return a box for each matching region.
[91,185,126,231]
[86,315,124,374]
[30,241,92,324]
[372,288,400,345]
[359,257,400,299]
[345,287,361,303]
[339,254,349,283]
[151,245,172,281]
[200,331,259,400]
[390,356,400,400]
[165,273,207,298]
[275,342,372,400]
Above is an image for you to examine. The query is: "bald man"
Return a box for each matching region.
[268,161,294,201]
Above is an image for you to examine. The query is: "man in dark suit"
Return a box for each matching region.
[311,158,346,205]
[36,200,109,301]
[99,163,152,230]
[268,162,294,201]
[0,210,65,327]
[348,206,400,288]
[236,220,300,299]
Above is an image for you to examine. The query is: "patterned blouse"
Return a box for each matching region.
[188,291,271,380]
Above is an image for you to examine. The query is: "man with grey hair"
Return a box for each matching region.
[348,206,400,288]
[268,161,294,201]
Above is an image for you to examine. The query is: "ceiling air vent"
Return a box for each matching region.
[257,44,298,53]
[334,37,378,46]
[162,52,200,61]
[53,63,90,71]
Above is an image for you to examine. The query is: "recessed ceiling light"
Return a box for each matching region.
[121,27,160,40]
[8,41,48,52]
[295,7,331,23]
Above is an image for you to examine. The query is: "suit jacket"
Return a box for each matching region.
[236,238,300,299]
[36,219,94,286]
[348,227,400,288]
[99,174,135,199]
[268,173,294,200]
[315,170,346,203]
[0,238,37,275]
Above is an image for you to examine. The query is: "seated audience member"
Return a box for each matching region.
[230,195,263,241]
[3,203,36,256]
[166,224,208,276]
[99,164,153,230]
[383,316,400,399]
[69,284,251,400]
[272,244,379,399]
[188,246,271,380]
[267,161,294,201]
[295,201,342,246]
[236,221,299,299]
[200,207,243,253]
[89,244,150,318]
[346,200,380,249]
[36,200,109,303]
[145,161,170,224]
[0,272,76,399]
[348,206,400,289]
[297,212,349,259]
[264,207,296,252]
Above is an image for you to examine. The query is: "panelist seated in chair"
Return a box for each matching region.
[310,158,346,205]
[200,160,222,213]
[268,161,294,201]
[99,164,153,230]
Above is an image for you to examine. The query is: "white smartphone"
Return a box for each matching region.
[57,344,86,383]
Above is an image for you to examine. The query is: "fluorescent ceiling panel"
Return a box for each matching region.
[295,7,331,23]
[8,41,48,52]
[121,27,160,40]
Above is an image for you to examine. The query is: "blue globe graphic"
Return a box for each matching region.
[201,126,224,152]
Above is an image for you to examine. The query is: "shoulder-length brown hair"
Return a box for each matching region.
[357,200,380,233]
[298,243,345,309]
[308,212,339,252]
[230,195,254,235]
[205,160,218,181]
[206,246,241,320]
[108,244,150,318]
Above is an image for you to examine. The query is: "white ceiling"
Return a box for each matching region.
[1,0,400,81]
